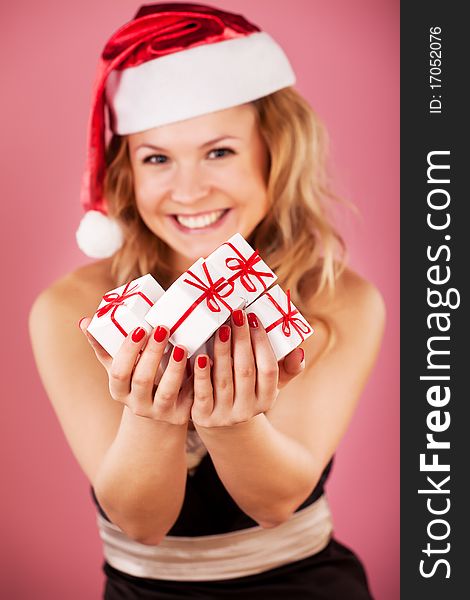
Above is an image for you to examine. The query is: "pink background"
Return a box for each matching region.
[1,1,399,598]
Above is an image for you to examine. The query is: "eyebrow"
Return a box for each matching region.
[134,136,241,153]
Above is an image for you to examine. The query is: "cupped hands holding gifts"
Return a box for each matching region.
[79,307,305,429]
[191,309,304,429]
[80,318,192,425]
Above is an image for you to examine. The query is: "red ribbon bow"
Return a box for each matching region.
[264,290,312,341]
[96,281,153,337]
[223,242,274,293]
[170,262,236,335]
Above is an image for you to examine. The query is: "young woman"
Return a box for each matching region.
[30,3,385,598]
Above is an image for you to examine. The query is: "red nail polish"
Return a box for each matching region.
[132,327,146,342]
[78,317,87,330]
[247,313,259,328]
[219,325,231,342]
[299,348,305,362]
[154,326,167,343]
[173,346,185,362]
[233,309,244,327]
[197,355,207,369]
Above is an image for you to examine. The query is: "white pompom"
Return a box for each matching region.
[75,210,124,258]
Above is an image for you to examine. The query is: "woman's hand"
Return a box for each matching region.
[80,318,193,425]
[191,309,305,428]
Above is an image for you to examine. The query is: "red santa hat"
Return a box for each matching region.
[76,2,296,258]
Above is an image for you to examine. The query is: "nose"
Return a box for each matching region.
[170,163,209,204]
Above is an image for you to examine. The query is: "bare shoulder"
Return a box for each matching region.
[336,266,385,349]
[314,265,385,319]
[302,265,386,364]
[328,266,385,332]
[29,259,123,484]
[30,258,115,327]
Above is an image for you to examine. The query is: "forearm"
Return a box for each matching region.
[195,414,320,527]
[94,406,188,544]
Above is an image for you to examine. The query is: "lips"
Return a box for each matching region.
[175,209,226,228]
[170,208,230,233]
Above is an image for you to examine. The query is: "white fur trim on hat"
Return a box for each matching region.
[106,32,296,134]
[75,210,123,258]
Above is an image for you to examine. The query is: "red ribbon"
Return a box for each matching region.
[223,242,274,293]
[96,281,153,337]
[170,263,236,336]
[264,289,312,342]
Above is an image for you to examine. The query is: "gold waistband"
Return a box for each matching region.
[97,495,333,581]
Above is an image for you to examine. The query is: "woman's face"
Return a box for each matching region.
[128,103,270,273]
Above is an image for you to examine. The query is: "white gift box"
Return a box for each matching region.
[145,258,244,357]
[247,285,313,361]
[205,233,277,305]
[87,274,165,357]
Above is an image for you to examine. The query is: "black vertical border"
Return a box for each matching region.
[401,2,469,598]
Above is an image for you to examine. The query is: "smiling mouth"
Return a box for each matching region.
[171,209,230,231]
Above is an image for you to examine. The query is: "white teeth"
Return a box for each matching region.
[176,210,225,229]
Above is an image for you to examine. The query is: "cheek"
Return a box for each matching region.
[236,161,269,205]
[133,175,165,214]
[134,192,152,217]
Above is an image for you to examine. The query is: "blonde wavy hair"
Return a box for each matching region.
[105,87,351,329]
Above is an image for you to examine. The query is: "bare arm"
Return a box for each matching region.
[29,277,192,545]
[93,407,188,544]
[195,414,318,528]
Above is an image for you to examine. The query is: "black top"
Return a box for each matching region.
[91,452,333,537]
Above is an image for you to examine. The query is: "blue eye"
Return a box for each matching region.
[143,154,168,164]
[142,148,234,164]
[208,148,234,159]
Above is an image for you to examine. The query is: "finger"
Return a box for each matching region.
[108,326,148,399]
[231,309,256,410]
[153,345,171,388]
[192,354,214,421]
[178,372,195,411]
[246,313,279,410]
[212,324,234,411]
[153,345,188,413]
[130,326,169,412]
[79,317,112,369]
[278,347,305,388]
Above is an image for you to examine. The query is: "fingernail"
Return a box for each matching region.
[299,348,305,363]
[78,317,87,330]
[173,346,185,362]
[131,327,146,343]
[154,326,167,343]
[219,325,231,342]
[233,309,244,327]
[247,313,259,328]
[197,355,208,369]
